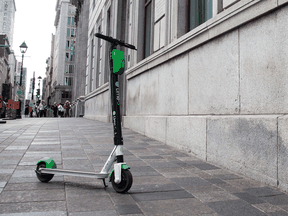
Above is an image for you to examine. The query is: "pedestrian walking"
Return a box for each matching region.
[38,101,44,117]
[25,102,29,118]
[42,101,47,117]
[52,102,58,117]
[35,103,40,117]
[64,101,71,117]
[58,103,64,118]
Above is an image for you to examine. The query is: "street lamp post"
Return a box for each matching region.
[36,76,42,102]
[16,41,28,119]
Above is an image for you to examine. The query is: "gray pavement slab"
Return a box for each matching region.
[0,118,288,215]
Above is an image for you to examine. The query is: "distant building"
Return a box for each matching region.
[51,0,76,104]
[0,34,12,101]
[0,0,16,47]
[43,34,55,109]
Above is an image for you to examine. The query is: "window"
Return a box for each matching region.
[68,17,71,25]
[96,26,101,88]
[67,28,70,37]
[64,77,72,86]
[66,53,69,61]
[65,65,69,73]
[72,17,75,26]
[188,0,213,31]
[144,0,152,58]
[66,40,70,49]
[69,65,74,73]
[70,54,74,61]
[62,91,71,98]
[71,29,75,37]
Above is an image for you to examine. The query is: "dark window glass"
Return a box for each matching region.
[144,1,152,58]
[189,0,212,31]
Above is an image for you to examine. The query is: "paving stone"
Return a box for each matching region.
[206,199,267,216]
[0,211,67,216]
[205,178,226,184]
[0,189,65,203]
[115,204,143,215]
[156,167,196,178]
[137,198,215,216]
[0,182,7,188]
[267,211,288,216]
[131,183,183,193]
[192,163,220,171]
[244,187,284,197]
[225,179,266,189]
[131,190,194,202]
[132,175,173,185]
[193,190,239,203]
[233,192,266,204]
[4,182,64,191]
[69,210,118,216]
[66,189,114,212]
[170,177,212,187]
[213,174,243,180]
[261,194,288,205]
[0,201,67,214]
[8,176,64,184]
[253,202,284,213]
[130,166,160,177]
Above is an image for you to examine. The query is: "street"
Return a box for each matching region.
[0,118,287,215]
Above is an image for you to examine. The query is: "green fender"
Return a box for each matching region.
[36,157,57,169]
[109,164,130,182]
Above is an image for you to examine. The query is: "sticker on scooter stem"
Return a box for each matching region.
[112,49,125,75]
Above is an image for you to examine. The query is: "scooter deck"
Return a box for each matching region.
[37,168,109,179]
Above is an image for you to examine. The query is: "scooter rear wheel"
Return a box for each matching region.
[36,162,54,182]
[111,169,133,193]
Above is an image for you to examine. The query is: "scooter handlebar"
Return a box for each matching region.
[95,33,137,50]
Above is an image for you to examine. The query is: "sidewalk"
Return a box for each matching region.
[0,118,288,216]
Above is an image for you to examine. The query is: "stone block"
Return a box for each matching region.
[188,30,239,115]
[239,7,288,114]
[157,54,189,115]
[144,116,166,143]
[207,116,278,186]
[123,116,145,135]
[277,115,288,192]
[166,116,207,160]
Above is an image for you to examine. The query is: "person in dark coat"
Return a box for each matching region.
[52,102,58,117]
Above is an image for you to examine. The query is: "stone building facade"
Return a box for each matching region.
[0,0,16,47]
[81,0,288,192]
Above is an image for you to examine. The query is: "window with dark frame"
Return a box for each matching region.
[144,0,152,59]
[188,0,213,31]
[96,26,101,88]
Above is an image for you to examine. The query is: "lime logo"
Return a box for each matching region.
[113,111,116,115]
[120,147,123,152]
[115,81,119,87]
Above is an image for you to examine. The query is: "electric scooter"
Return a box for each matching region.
[35,33,137,193]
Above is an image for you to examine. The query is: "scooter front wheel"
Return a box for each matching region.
[111,169,133,193]
[36,162,54,182]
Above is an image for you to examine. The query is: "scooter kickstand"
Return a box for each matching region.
[102,179,108,188]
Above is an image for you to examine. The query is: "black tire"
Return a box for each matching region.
[36,162,54,182]
[111,169,133,193]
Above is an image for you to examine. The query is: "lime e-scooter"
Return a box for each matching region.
[35,33,137,193]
